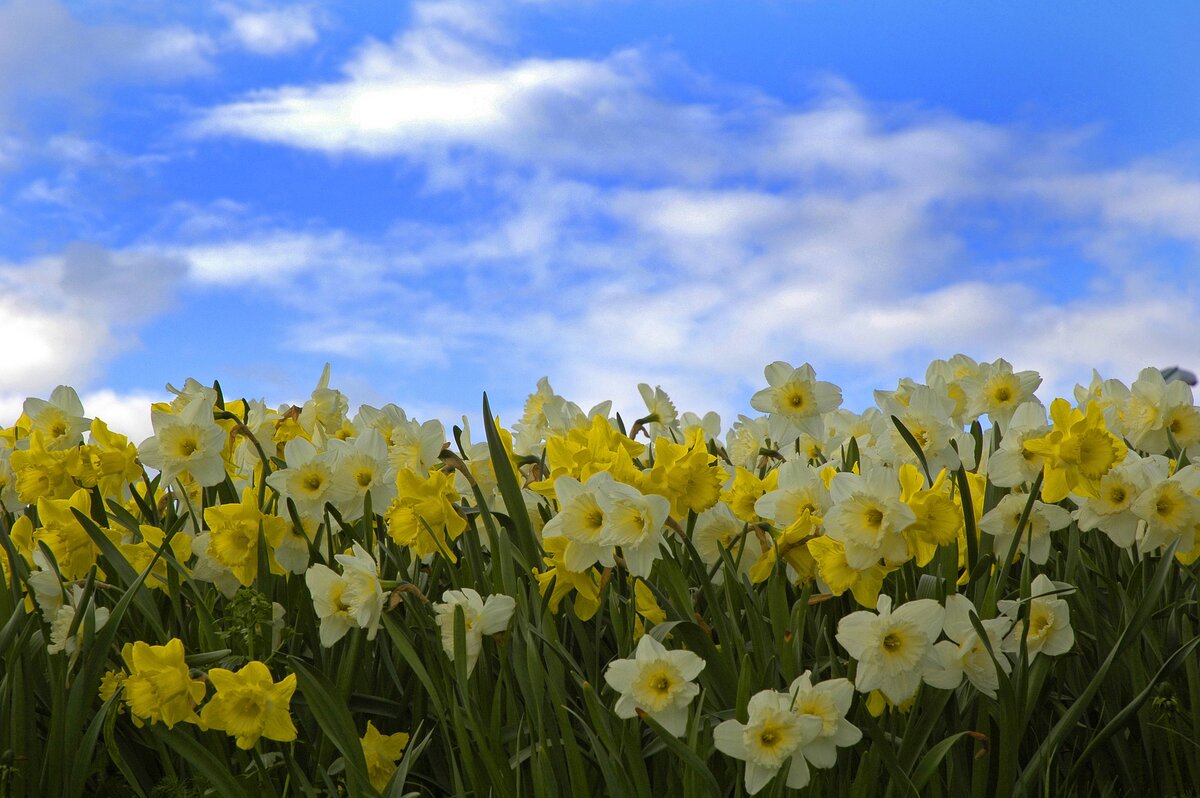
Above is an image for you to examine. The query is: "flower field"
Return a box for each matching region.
[3,357,1200,797]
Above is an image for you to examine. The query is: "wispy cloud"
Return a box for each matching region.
[217,3,320,56]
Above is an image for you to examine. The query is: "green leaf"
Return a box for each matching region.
[289,656,378,798]
[151,725,248,798]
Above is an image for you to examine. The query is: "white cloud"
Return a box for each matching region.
[218,3,319,55]
[0,244,187,394]
[0,0,214,106]
[178,230,353,284]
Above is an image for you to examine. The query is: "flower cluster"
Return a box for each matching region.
[1,355,1195,794]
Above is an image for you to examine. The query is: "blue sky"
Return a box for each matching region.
[2,0,1199,440]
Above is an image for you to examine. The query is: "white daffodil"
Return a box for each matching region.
[725,414,770,471]
[1132,465,1200,555]
[298,363,350,436]
[713,688,823,794]
[987,402,1051,489]
[979,493,1072,565]
[138,396,229,487]
[755,459,831,530]
[835,595,945,704]
[305,543,385,647]
[23,385,90,451]
[47,583,110,661]
[433,588,516,676]
[1074,454,1164,548]
[267,437,353,522]
[786,672,861,770]
[999,574,1074,659]
[328,428,396,521]
[880,385,962,476]
[637,383,681,441]
[1118,367,1195,454]
[602,634,704,736]
[596,479,671,579]
[925,354,982,426]
[692,502,754,584]
[750,361,842,446]
[926,594,1011,698]
[823,468,915,571]
[960,358,1042,432]
[542,472,618,572]
[680,410,722,445]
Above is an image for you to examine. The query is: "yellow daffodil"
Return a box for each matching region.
[361,721,410,791]
[1023,399,1126,503]
[200,661,297,749]
[121,638,206,728]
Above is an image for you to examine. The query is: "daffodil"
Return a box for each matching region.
[384,467,467,560]
[692,502,755,584]
[47,583,110,662]
[203,487,285,587]
[960,358,1042,431]
[22,385,90,450]
[1023,399,1126,503]
[1131,465,1200,555]
[603,634,704,736]
[199,661,297,749]
[33,488,98,580]
[121,638,206,728]
[786,672,862,769]
[361,720,410,791]
[986,402,1051,488]
[823,468,915,571]
[1075,454,1163,548]
[978,492,1072,565]
[433,588,515,676]
[999,575,1074,659]
[637,383,681,441]
[305,543,385,646]
[835,595,945,704]
[542,471,619,572]
[596,478,670,578]
[713,688,823,794]
[328,428,396,521]
[926,594,1011,697]
[534,536,603,620]
[265,437,351,522]
[138,397,229,487]
[750,361,841,445]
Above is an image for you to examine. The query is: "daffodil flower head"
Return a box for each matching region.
[713,688,823,794]
[433,588,516,675]
[603,634,704,736]
[542,471,618,572]
[596,478,670,578]
[1024,399,1126,503]
[750,361,842,445]
[304,543,384,647]
[999,574,1075,659]
[361,720,411,791]
[786,672,862,769]
[835,595,945,704]
[926,593,1011,697]
[199,660,297,749]
[22,385,90,451]
[138,397,229,487]
[120,638,206,728]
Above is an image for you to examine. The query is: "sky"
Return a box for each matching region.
[2,0,1199,442]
